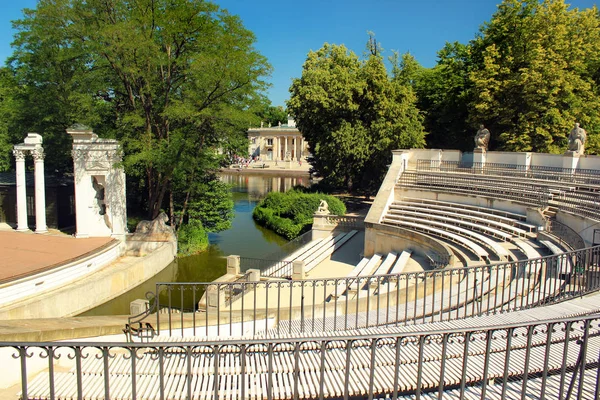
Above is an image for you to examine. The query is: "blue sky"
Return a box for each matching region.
[0,0,598,107]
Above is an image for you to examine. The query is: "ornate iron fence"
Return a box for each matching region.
[5,313,599,399]
[128,245,600,338]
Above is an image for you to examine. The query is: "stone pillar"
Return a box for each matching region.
[473,149,486,173]
[13,149,28,231]
[292,260,306,280]
[276,137,280,161]
[227,255,241,275]
[32,148,47,233]
[247,269,260,282]
[562,152,580,172]
[284,136,288,160]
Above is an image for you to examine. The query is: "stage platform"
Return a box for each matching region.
[0,230,114,284]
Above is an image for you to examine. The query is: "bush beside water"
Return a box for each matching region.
[177,220,210,256]
[253,190,346,240]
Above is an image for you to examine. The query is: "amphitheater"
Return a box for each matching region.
[3,148,600,399]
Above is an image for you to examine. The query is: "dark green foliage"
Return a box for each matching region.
[176,220,210,256]
[253,191,346,240]
[412,43,475,151]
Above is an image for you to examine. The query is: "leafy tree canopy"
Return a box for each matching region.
[469,0,600,153]
[7,0,272,233]
[288,38,426,195]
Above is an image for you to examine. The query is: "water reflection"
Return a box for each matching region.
[80,172,308,316]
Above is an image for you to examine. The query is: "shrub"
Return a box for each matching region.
[177,219,209,256]
[253,190,346,240]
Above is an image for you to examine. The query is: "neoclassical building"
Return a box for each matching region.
[247,116,309,162]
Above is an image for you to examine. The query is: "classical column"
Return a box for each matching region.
[32,147,47,233]
[284,136,288,160]
[276,137,280,161]
[13,149,28,231]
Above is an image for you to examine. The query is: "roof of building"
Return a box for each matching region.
[248,124,300,133]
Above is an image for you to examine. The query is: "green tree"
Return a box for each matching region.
[288,40,425,195]
[413,42,475,151]
[469,0,600,153]
[10,0,271,233]
[254,102,288,127]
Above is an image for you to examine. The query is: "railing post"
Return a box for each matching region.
[292,260,306,280]
[227,255,241,275]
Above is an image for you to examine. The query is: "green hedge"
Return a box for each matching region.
[253,190,346,240]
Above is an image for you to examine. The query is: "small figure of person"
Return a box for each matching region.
[567,122,587,155]
[475,124,491,151]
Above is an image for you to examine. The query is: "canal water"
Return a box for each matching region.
[81,173,309,316]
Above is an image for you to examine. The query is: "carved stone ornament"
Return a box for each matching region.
[71,149,87,161]
[12,149,26,161]
[131,212,176,242]
[68,123,93,132]
[31,148,45,161]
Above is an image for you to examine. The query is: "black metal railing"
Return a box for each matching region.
[239,257,292,275]
[5,313,599,400]
[128,245,600,338]
[548,219,587,250]
[417,159,600,185]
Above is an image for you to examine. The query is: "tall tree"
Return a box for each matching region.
[413,42,475,151]
[10,0,271,230]
[469,0,600,153]
[288,41,425,195]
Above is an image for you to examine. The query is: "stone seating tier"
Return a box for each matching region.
[380,218,490,262]
[397,196,532,224]
[389,201,534,237]
[399,170,600,220]
[383,215,512,262]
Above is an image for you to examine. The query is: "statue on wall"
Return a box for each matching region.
[474,124,491,151]
[567,122,587,155]
[133,211,176,242]
[316,200,330,215]
[92,176,106,216]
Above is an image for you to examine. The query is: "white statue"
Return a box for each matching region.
[316,200,330,215]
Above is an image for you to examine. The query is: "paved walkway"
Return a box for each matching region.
[0,230,114,284]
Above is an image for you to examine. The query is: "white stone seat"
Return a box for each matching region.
[329,257,370,299]
[388,250,412,276]
[398,196,532,225]
[386,207,515,241]
[389,202,532,237]
[381,218,488,261]
[348,253,383,291]
[370,252,398,278]
[304,230,358,274]
[383,216,508,261]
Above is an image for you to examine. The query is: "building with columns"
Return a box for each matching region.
[247,116,309,164]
